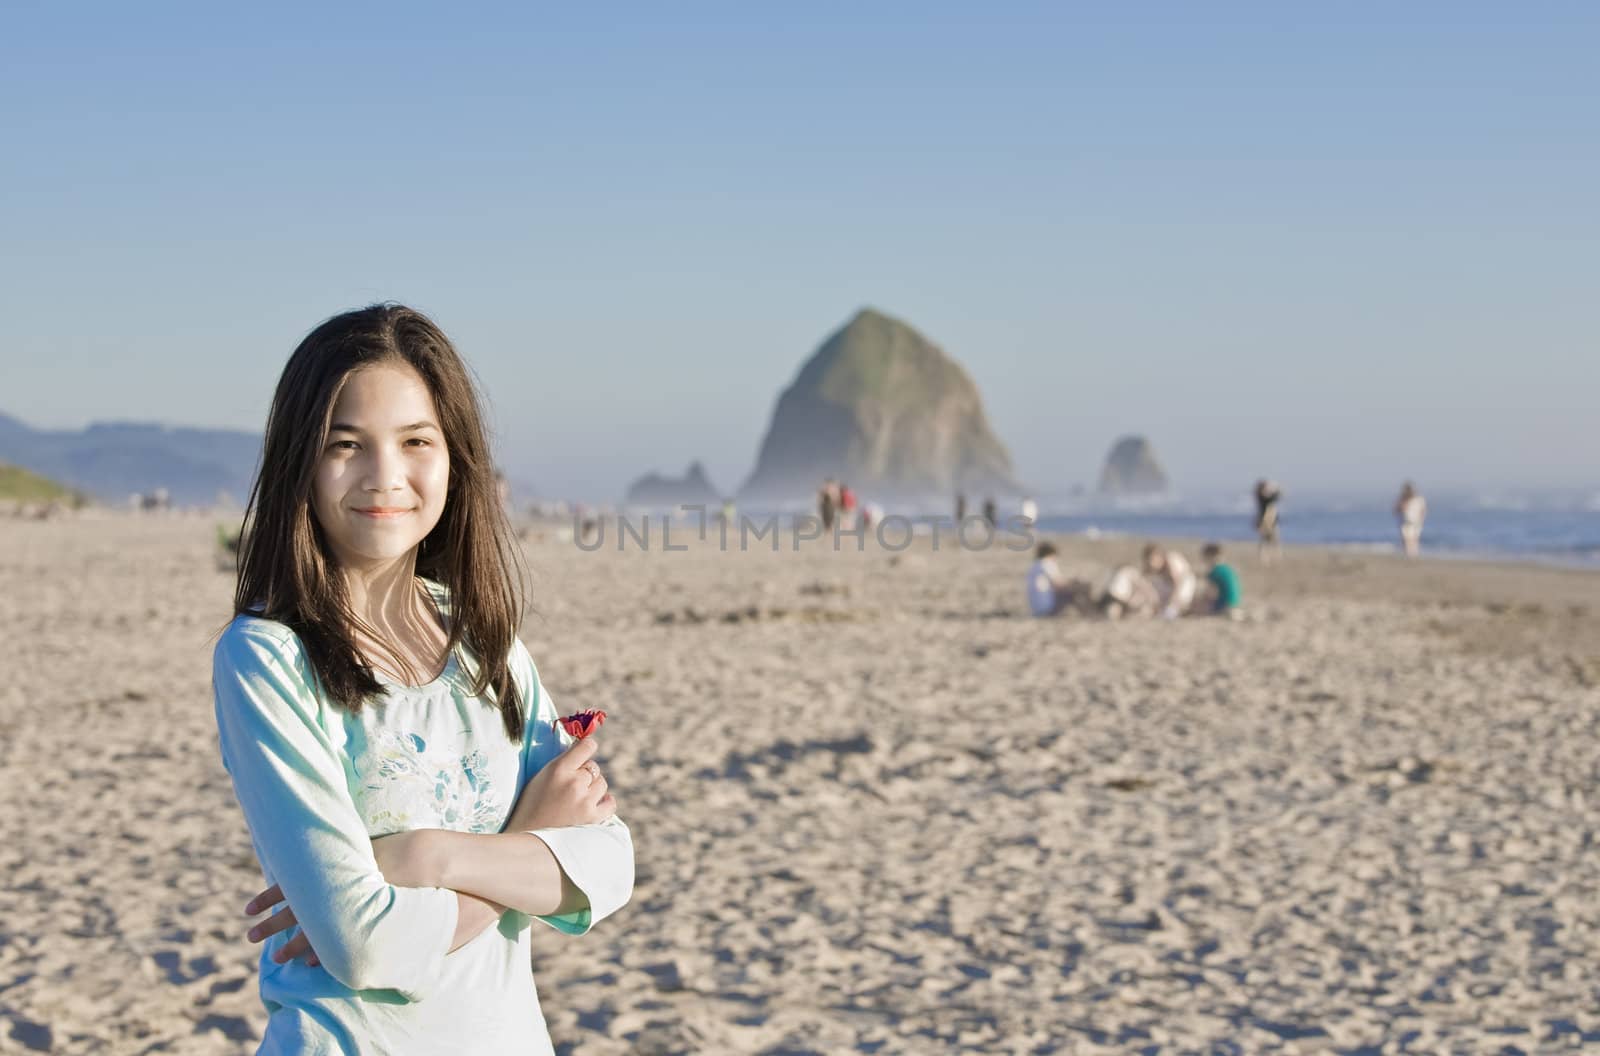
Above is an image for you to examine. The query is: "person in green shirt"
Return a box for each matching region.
[1202,542,1243,618]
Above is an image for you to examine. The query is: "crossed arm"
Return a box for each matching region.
[246,736,617,965]
[215,624,633,995]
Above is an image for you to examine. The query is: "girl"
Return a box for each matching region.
[212,304,633,1054]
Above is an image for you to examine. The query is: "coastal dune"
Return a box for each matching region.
[2,515,1598,1053]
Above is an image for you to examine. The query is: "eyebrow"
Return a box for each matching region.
[328,420,441,434]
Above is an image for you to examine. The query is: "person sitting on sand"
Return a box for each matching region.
[1200,542,1243,619]
[1142,543,1198,619]
[1025,543,1103,618]
[1099,563,1161,620]
[1026,542,1070,617]
[212,304,633,1054]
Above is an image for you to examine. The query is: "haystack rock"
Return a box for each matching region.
[1098,435,1169,495]
[625,461,722,507]
[740,309,1022,503]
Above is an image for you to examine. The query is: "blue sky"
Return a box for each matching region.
[2,3,1596,500]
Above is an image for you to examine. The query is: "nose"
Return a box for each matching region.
[361,444,407,496]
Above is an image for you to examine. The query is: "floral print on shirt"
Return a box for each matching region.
[353,729,506,836]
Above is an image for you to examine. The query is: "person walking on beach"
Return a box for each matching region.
[1254,479,1282,564]
[1395,481,1427,558]
[212,305,633,1055]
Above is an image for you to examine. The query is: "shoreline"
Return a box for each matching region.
[9,499,1597,568]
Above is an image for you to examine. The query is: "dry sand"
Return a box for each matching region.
[2,514,1598,1054]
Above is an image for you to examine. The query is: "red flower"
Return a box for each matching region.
[555,709,607,739]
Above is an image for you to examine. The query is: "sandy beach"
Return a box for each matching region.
[3,513,1598,1054]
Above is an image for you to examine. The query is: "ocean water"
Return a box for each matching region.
[1029,496,1600,567]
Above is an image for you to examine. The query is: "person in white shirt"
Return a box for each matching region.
[1142,543,1198,619]
[212,304,633,1055]
[1396,481,1427,558]
[1099,564,1160,620]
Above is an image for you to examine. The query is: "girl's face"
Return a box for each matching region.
[311,363,450,571]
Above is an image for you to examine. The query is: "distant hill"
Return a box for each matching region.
[0,461,83,504]
[740,309,1022,503]
[625,461,722,507]
[0,411,261,505]
[1098,435,1169,495]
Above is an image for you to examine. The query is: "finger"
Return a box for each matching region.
[586,772,609,802]
[562,736,599,766]
[307,951,320,968]
[593,792,617,821]
[248,906,298,944]
[274,931,312,964]
[244,884,283,916]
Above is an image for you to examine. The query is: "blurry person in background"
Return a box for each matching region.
[1019,496,1038,527]
[1254,479,1282,564]
[1201,542,1243,619]
[1396,481,1427,558]
[1025,542,1097,618]
[1099,563,1160,620]
[1143,543,1197,619]
[1026,542,1068,617]
[818,478,837,531]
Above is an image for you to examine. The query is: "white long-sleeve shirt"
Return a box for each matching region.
[212,579,633,1054]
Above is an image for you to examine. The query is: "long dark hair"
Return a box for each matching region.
[231,304,526,739]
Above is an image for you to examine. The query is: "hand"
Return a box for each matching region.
[244,885,319,967]
[509,735,616,831]
[371,830,442,889]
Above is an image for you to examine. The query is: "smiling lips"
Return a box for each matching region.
[353,507,412,518]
